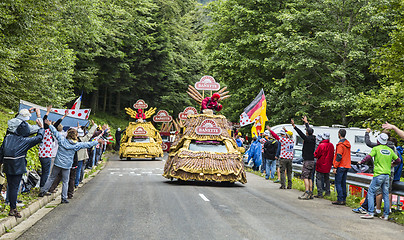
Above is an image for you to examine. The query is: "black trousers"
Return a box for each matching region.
[6,174,22,210]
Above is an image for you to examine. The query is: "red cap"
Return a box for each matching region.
[212,93,220,100]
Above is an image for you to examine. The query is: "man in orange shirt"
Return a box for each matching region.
[332,129,351,205]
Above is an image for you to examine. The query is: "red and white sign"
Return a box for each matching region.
[195,119,222,135]
[133,99,148,109]
[153,110,173,122]
[52,108,91,120]
[162,142,169,151]
[195,76,220,91]
[178,107,198,120]
[133,126,147,135]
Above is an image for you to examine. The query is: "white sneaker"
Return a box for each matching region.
[361,213,374,219]
[16,203,25,207]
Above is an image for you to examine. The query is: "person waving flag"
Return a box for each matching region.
[239,89,268,136]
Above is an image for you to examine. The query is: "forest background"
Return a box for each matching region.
[1,0,404,132]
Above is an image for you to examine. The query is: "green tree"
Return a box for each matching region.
[352,0,404,130]
[205,0,394,126]
[0,0,76,108]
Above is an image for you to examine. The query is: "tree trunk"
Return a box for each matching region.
[116,91,121,114]
[91,90,99,114]
[103,86,107,113]
[108,89,113,113]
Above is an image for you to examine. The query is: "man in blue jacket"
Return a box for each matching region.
[0,120,44,218]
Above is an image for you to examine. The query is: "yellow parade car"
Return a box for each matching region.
[163,113,246,183]
[119,121,164,160]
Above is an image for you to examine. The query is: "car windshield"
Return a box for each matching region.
[131,136,150,143]
[188,140,228,153]
[294,149,302,159]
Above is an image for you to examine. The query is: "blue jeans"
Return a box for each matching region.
[95,148,102,165]
[39,157,52,188]
[265,159,276,179]
[75,160,84,187]
[316,172,330,196]
[367,174,390,216]
[261,155,266,173]
[41,166,70,200]
[335,167,349,202]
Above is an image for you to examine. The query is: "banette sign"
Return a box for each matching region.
[194,76,220,91]
[133,99,148,109]
[178,107,198,120]
[133,126,147,135]
[153,110,173,122]
[195,119,222,135]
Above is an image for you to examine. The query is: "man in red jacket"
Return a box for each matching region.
[201,93,222,113]
[314,132,334,198]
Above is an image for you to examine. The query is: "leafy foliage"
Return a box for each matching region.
[351,0,404,131]
[205,0,395,127]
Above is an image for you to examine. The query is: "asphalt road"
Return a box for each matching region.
[18,154,404,240]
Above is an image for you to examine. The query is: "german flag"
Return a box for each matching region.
[240,89,268,126]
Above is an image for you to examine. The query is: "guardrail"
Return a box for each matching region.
[292,163,404,208]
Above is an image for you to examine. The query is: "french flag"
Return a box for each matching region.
[71,95,82,110]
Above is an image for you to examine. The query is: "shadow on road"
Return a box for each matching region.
[163,180,245,188]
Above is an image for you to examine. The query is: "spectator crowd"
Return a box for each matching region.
[242,116,403,221]
[0,107,110,218]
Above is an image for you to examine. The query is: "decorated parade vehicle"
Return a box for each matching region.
[163,76,247,183]
[119,100,164,160]
[153,110,174,153]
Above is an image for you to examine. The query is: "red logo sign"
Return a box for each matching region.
[195,119,222,135]
[133,126,147,135]
[195,76,220,91]
[153,110,173,122]
[178,107,198,120]
[162,142,168,151]
[133,99,148,109]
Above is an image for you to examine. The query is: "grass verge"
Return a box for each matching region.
[245,167,404,225]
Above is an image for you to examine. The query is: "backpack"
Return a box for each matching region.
[264,139,278,159]
[21,170,40,193]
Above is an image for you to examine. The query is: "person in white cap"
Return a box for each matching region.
[115,127,125,151]
[7,108,41,135]
[358,133,401,220]
[314,132,334,198]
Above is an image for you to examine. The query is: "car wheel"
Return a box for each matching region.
[152,157,156,161]
[127,157,131,161]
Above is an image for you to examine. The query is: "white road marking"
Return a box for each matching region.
[109,168,163,176]
[199,193,210,202]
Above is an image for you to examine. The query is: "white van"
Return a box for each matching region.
[270,124,378,160]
